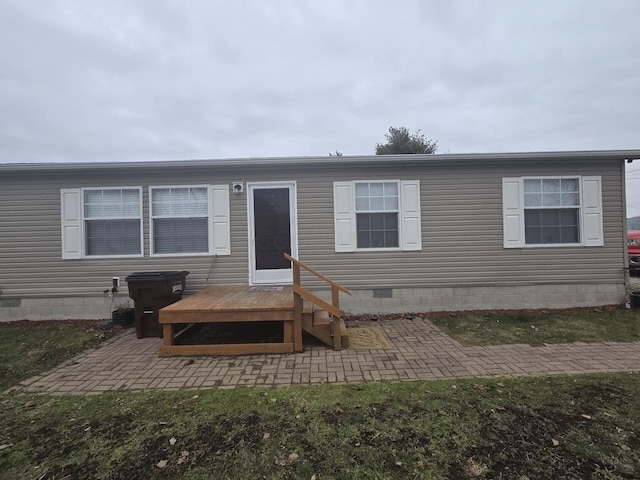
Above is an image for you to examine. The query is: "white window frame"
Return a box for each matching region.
[333,179,421,252]
[60,186,144,260]
[149,184,231,257]
[81,186,144,259]
[247,181,298,285]
[502,175,603,248]
[61,184,230,260]
[354,180,401,251]
[149,185,210,257]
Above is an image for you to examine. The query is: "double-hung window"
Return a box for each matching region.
[502,176,603,248]
[150,186,209,255]
[334,180,421,252]
[82,188,142,257]
[61,187,143,259]
[355,182,400,248]
[62,184,230,259]
[523,178,580,244]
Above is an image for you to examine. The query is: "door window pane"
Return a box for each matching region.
[254,188,291,270]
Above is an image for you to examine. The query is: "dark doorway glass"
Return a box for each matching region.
[254,188,291,270]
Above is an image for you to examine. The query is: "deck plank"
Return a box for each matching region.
[161,286,293,316]
[158,286,299,356]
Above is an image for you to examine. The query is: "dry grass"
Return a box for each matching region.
[430,307,640,346]
[2,374,640,479]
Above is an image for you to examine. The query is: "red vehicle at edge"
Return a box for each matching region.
[629,216,640,272]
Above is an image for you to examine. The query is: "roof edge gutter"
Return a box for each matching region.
[2,149,640,173]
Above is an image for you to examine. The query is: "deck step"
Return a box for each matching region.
[303,301,314,315]
[338,318,349,349]
[313,309,330,326]
[302,308,349,350]
[315,311,349,348]
[301,302,314,325]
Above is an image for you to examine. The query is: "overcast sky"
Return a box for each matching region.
[1,1,639,215]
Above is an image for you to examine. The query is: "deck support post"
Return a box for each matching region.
[292,261,304,352]
[162,324,174,346]
[331,286,341,350]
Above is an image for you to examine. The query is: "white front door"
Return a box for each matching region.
[248,182,298,285]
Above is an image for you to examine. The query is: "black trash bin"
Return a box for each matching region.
[631,291,640,309]
[125,271,189,338]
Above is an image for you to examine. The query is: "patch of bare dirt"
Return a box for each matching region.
[23,385,640,480]
[459,406,599,479]
[345,304,628,323]
[0,318,123,341]
[0,318,104,329]
[99,413,313,480]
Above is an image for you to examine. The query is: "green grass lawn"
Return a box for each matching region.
[0,323,115,392]
[2,375,640,479]
[2,312,640,479]
[430,307,640,346]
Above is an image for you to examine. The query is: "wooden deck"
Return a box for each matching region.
[159,286,302,356]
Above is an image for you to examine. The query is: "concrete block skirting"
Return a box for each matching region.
[337,283,626,314]
[0,283,626,321]
[0,294,130,322]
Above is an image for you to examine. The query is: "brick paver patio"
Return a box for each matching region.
[7,318,640,395]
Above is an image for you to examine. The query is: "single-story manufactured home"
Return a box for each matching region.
[0,150,637,321]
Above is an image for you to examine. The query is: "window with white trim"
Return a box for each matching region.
[502,176,603,248]
[60,184,230,260]
[83,188,142,256]
[150,186,209,255]
[355,182,399,248]
[333,180,421,252]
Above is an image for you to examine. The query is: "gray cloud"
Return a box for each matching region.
[0,0,639,212]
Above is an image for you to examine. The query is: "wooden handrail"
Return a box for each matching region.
[284,253,351,296]
[292,284,340,318]
[286,253,351,351]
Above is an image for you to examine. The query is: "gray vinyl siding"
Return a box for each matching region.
[300,161,624,288]
[295,158,625,290]
[0,157,625,299]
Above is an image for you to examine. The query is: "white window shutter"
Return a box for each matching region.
[400,180,422,251]
[61,189,82,259]
[333,181,355,252]
[210,185,231,255]
[581,176,604,247]
[502,178,524,248]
